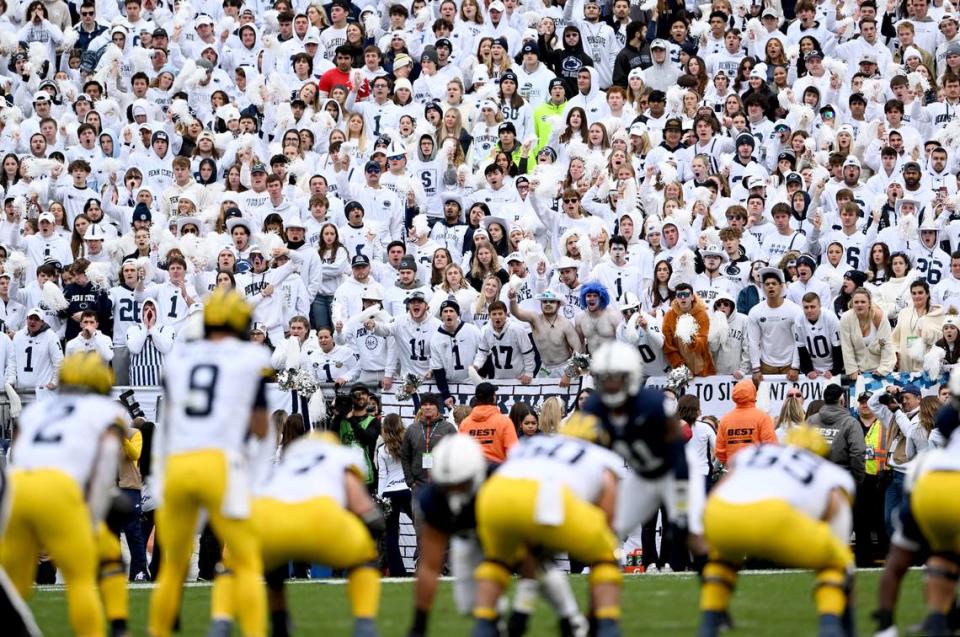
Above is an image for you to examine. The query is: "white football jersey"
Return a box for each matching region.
[257,436,368,505]
[12,394,129,486]
[12,328,63,390]
[429,322,483,383]
[162,338,272,456]
[714,445,856,520]
[497,436,624,504]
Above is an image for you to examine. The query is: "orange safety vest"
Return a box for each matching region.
[864,419,888,475]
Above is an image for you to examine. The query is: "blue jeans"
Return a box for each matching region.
[121,488,148,578]
[884,470,905,538]
[311,294,334,331]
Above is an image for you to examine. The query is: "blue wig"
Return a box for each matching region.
[579,281,610,310]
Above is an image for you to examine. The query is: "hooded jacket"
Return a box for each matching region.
[644,53,681,92]
[458,403,518,463]
[715,379,777,463]
[563,66,608,124]
[548,25,594,97]
[807,405,867,483]
[662,295,716,376]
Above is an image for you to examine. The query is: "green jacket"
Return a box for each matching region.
[533,99,568,152]
[338,414,378,484]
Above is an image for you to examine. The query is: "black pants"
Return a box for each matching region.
[197,525,222,581]
[854,474,889,567]
[385,490,414,577]
[641,506,671,569]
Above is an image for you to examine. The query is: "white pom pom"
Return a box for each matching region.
[467,365,485,384]
[924,346,946,378]
[283,335,302,369]
[129,46,153,74]
[6,250,28,276]
[0,31,18,55]
[908,334,927,361]
[675,313,699,345]
[907,71,930,92]
[217,16,237,37]
[707,309,728,347]
[41,280,69,311]
[899,213,918,241]
[411,213,430,238]
[746,17,765,40]
[689,19,710,39]
[86,262,112,290]
[415,5,431,27]
[263,9,279,32]
[173,1,193,30]
[61,28,79,50]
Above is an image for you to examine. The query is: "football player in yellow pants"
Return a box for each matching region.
[698,428,856,637]
[148,290,271,637]
[210,431,383,637]
[1,353,129,637]
[97,523,130,636]
[910,452,960,635]
[471,435,623,637]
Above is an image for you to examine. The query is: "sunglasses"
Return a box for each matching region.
[181,227,199,235]
[787,391,802,398]
[676,291,692,298]
[81,10,95,15]
[563,198,579,203]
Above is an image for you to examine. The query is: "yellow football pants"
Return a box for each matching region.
[148,450,265,637]
[701,498,853,616]
[912,471,960,553]
[212,496,380,620]
[475,476,619,567]
[1,469,103,637]
[97,523,128,623]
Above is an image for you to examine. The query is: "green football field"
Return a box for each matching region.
[28,569,928,636]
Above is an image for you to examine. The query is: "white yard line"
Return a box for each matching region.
[33,567,903,592]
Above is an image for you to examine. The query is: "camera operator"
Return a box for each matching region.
[118,416,149,581]
[332,383,381,493]
[117,390,149,580]
[867,384,927,536]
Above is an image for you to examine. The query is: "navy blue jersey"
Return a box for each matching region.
[415,482,477,537]
[566,389,688,481]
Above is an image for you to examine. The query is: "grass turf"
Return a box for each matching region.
[28,569,927,636]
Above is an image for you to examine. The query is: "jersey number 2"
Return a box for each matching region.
[32,404,76,444]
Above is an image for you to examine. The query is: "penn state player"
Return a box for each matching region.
[563,341,690,556]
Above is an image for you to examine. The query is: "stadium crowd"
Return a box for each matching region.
[3,0,960,634]
[0,0,960,398]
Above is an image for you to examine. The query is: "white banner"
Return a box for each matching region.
[644,374,838,419]
[378,378,586,423]
[88,378,586,426]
